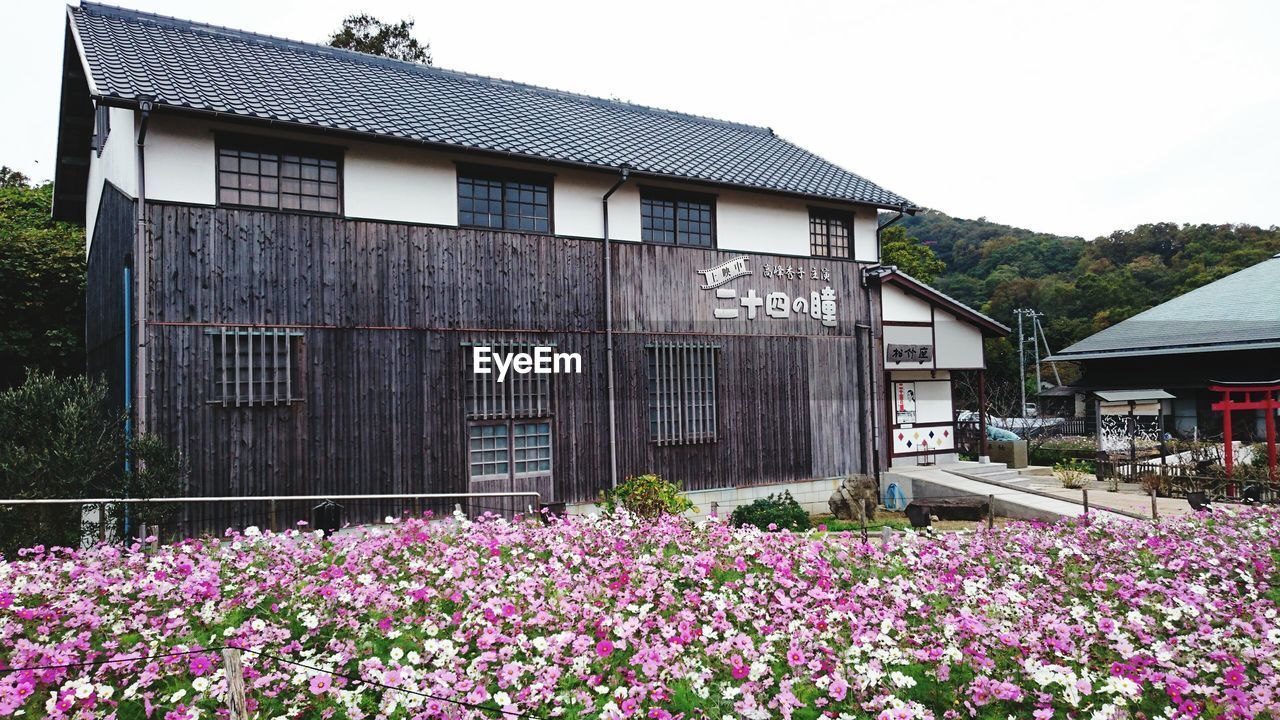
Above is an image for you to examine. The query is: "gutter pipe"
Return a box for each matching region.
[861,205,912,476]
[602,167,630,489]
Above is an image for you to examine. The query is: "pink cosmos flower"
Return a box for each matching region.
[1222,666,1246,688]
[596,639,615,657]
[309,675,332,694]
[188,656,212,676]
[829,675,848,701]
[786,647,805,667]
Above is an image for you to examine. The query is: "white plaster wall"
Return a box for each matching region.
[86,105,138,247]
[880,285,932,323]
[345,143,455,225]
[145,115,215,208]
[135,115,884,258]
[933,310,985,369]
[852,212,879,262]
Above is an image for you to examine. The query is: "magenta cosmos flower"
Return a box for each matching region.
[596,639,615,657]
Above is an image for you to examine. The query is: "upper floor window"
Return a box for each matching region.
[641,189,715,248]
[217,138,342,214]
[457,166,552,233]
[809,209,852,258]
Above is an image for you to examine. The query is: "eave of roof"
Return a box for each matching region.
[1047,338,1280,362]
[875,269,1011,337]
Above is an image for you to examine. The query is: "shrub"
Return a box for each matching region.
[0,371,187,553]
[1053,459,1090,489]
[598,474,693,519]
[729,491,810,532]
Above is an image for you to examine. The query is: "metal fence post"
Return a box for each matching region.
[987,494,995,529]
[268,499,277,533]
[1150,487,1158,521]
[1082,487,1089,517]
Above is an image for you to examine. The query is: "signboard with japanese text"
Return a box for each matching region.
[887,343,933,364]
[697,256,839,328]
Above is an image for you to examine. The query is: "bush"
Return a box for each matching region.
[1053,459,1090,489]
[729,491,810,532]
[598,474,693,519]
[0,371,186,554]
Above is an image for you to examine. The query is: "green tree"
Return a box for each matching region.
[328,14,432,64]
[881,225,945,284]
[0,181,86,388]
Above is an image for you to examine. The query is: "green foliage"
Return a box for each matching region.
[0,181,86,388]
[328,14,432,64]
[0,371,120,553]
[1053,459,1091,489]
[598,474,694,519]
[903,209,1280,413]
[0,371,186,554]
[880,225,945,284]
[728,491,811,532]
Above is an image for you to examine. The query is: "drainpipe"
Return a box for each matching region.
[862,205,912,476]
[133,97,153,442]
[602,167,630,489]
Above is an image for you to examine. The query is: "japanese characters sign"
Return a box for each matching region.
[894,382,917,424]
[887,343,933,364]
[697,256,838,327]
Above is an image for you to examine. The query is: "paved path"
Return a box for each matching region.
[882,463,1133,523]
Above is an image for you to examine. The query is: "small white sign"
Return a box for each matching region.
[894,381,917,424]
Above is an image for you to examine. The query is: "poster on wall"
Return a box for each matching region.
[894,382,917,424]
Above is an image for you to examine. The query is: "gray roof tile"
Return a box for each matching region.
[1053,255,1280,359]
[70,2,913,208]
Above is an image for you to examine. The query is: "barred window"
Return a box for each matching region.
[810,210,852,258]
[463,341,553,419]
[458,167,551,233]
[641,190,715,247]
[217,140,341,214]
[208,327,303,406]
[648,343,718,444]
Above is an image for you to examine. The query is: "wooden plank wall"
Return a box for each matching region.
[85,182,134,413]
[140,203,877,529]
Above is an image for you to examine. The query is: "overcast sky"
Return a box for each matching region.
[6,0,1278,239]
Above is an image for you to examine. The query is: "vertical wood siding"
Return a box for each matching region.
[85,183,134,413]
[138,203,877,530]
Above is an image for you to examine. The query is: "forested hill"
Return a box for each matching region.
[894,210,1280,357]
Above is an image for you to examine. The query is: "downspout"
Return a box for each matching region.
[602,167,630,489]
[133,97,153,440]
[863,205,911,476]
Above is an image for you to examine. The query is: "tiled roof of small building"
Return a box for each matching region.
[1051,254,1280,360]
[69,2,914,208]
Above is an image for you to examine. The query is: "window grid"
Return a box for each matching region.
[513,422,552,474]
[641,193,714,247]
[468,424,510,478]
[648,343,718,445]
[209,327,303,406]
[458,172,551,233]
[809,211,851,258]
[463,341,552,420]
[217,145,340,214]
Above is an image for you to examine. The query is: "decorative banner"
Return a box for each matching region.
[895,381,917,424]
[696,256,752,289]
[887,343,933,364]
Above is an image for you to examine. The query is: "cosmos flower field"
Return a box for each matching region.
[2,509,1279,720]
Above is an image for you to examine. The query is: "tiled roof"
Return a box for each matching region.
[1051,255,1280,360]
[68,2,914,208]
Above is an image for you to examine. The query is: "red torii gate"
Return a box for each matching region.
[1210,381,1279,479]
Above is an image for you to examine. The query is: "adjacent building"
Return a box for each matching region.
[53,3,1004,527]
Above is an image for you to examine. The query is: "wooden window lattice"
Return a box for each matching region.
[208,327,303,406]
[809,210,851,258]
[648,343,718,445]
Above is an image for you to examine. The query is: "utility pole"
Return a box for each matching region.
[1016,309,1027,418]
[1034,313,1062,386]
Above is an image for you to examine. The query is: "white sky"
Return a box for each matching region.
[5,0,1278,239]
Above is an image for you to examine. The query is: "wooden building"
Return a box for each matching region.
[53,3,1003,527]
